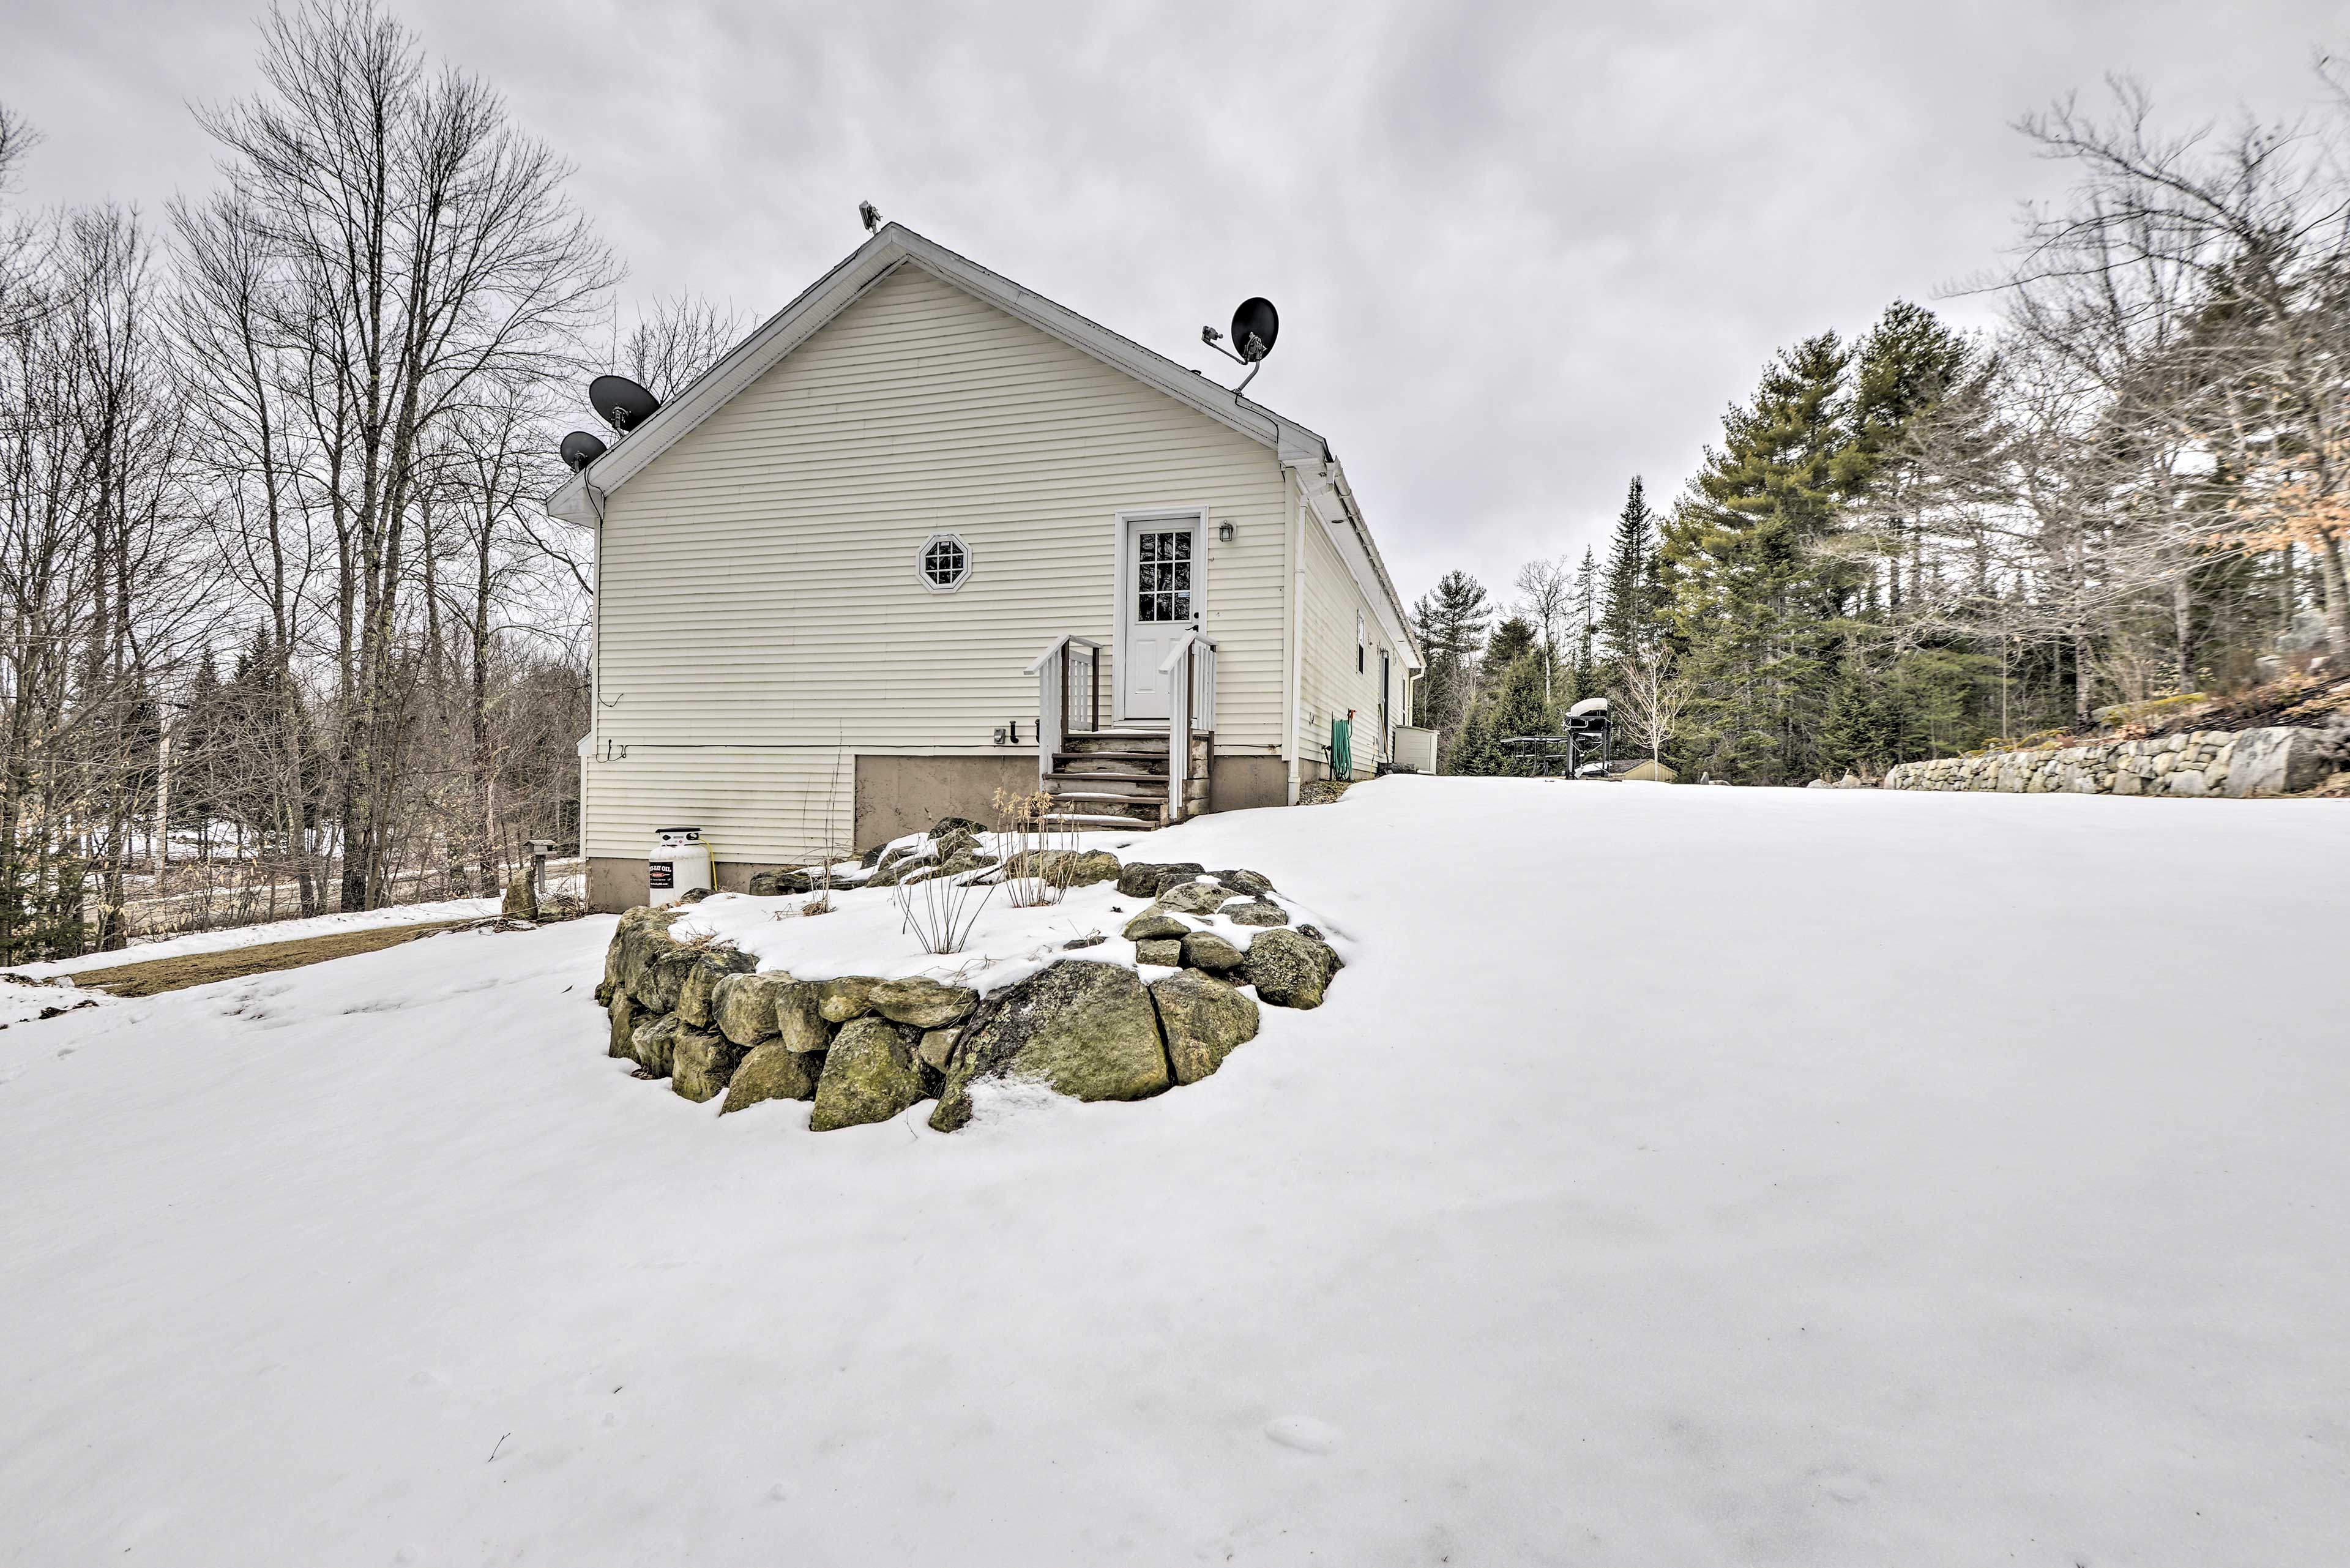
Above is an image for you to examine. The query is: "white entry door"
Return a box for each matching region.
[1120,517,1199,720]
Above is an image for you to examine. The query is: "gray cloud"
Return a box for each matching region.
[7,0,2340,607]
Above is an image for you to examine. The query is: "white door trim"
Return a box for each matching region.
[1110,505,1210,726]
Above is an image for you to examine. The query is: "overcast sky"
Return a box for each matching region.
[7,1,2343,611]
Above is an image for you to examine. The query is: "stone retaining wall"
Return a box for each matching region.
[594,851,1347,1135]
[1881,724,2337,797]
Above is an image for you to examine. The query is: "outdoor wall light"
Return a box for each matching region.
[1217,520,1235,543]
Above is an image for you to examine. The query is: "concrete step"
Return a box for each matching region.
[1053,750,1172,770]
[1044,788,1166,805]
[1051,771,1169,786]
[1041,811,1166,830]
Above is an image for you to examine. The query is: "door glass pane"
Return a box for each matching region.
[1136,529,1192,622]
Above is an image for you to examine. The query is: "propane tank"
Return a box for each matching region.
[648,826,713,906]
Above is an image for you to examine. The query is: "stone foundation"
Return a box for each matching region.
[1881,725,2337,798]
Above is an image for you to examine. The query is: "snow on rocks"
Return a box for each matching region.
[593,826,1338,1130]
[930,960,1171,1133]
[1881,722,2343,797]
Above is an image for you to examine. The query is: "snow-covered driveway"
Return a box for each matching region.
[4,779,2345,1565]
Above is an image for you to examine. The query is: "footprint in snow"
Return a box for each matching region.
[1264,1416,1343,1455]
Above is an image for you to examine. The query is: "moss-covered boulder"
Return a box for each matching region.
[1223,898,1289,928]
[711,971,796,1047]
[747,868,815,896]
[1156,879,1230,916]
[1115,861,1204,899]
[614,908,684,1007]
[1135,938,1182,967]
[1151,971,1259,1085]
[871,976,979,1030]
[809,1018,928,1131]
[632,941,699,1015]
[501,872,539,922]
[719,1040,824,1113]
[816,976,881,1023]
[676,947,758,1028]
[606,991,638,1059]
[630,1012,684,1076]
[671,1026,744,1102]
[1245,928,1340,1010]
[776,982,835,1053]
[930,960,1171,1132]
[1002,848,1122,887]
[900,849,998,884]
[1179,930,1247,974]
[1121,908,1190,942]
[1212,868,1277,898]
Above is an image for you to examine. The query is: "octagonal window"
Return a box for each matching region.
[919,532,971,593]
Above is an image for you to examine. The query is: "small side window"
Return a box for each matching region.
[919,532,971,593]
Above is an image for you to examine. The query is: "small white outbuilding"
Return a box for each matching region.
[548,224,1420,910]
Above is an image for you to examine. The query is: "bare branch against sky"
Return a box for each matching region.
[7,0,2340,598]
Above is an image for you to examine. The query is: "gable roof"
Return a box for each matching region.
[548,223,1419,664]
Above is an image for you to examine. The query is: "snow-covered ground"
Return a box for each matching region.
[2,779,2345,1565]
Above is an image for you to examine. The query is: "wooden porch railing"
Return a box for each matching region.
[1024,635,1101,783]
[1159,632,1217,824]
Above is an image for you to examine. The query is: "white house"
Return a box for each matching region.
[550,224,1422,911]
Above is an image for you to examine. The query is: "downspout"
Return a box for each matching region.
[1285,472,1307,805]
[583,480,608,865]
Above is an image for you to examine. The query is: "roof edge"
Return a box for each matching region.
[548,222,1330,513]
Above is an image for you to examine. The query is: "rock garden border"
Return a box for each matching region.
[593,838,1345,1134]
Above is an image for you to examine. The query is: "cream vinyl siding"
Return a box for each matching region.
[1294,513,1400,778]
[585,263,1289,863]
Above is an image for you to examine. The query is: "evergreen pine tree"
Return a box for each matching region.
[168,656,229,847]
[1489,653,1557,772]
[1659,334,1854,783]
[1835,301,1972,618]
[1570,547,1598,704]
[1408,570,1493,734]
[1444,692,1504,775]
[1482,616,1536,681]
[1600,476,1665,678]
[1815,659,1927,780]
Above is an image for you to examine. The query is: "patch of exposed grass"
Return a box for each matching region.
[62,921,469,998]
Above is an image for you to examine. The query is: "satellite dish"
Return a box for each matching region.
[589,374,661,433]
[1229,297,1279,363]
[559,430,608,472]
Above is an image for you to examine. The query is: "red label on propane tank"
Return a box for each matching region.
[649,862,674,889]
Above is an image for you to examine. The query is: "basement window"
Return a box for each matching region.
[919,532,971,593]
